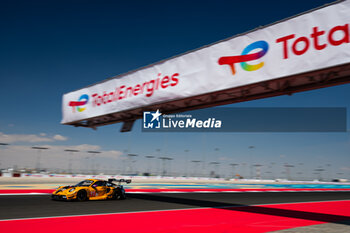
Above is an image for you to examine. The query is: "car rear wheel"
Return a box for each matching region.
[76,190,88,201]
[112,188,126,200]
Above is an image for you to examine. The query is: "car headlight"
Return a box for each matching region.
[69,188,75,192]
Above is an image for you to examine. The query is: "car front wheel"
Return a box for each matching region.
[76,190,88,201]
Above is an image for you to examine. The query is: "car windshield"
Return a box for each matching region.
[75,180,94,186]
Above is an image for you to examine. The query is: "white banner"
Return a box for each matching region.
[62,0,350,124]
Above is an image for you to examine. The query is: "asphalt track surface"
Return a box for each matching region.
[0,191,349,221]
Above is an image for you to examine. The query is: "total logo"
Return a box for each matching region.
[68,94,89,113]
[218,24,349,76]
[218,40,269,75]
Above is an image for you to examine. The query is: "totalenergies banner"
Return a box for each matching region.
[62,0,350,124]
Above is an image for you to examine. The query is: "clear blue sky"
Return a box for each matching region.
[0,0,349,179]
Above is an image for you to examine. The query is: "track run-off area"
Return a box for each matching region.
[0,191,350,232]
[1,178,350,232]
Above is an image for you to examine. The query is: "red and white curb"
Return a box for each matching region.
[1,200,350,233]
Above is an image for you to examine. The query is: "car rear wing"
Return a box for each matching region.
[108,178,132,184]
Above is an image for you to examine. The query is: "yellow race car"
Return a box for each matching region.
[51,178,131,201]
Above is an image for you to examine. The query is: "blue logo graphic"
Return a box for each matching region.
[143,109,162,129]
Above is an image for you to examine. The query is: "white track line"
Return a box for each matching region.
[0,193,50,196]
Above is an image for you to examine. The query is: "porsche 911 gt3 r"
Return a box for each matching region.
[51,178,131,201]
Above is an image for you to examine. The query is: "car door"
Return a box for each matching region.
[92,181,107,197]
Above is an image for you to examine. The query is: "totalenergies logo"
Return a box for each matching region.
[68,94,89,113]
[218,40,269,75]
[67,73,180,113]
